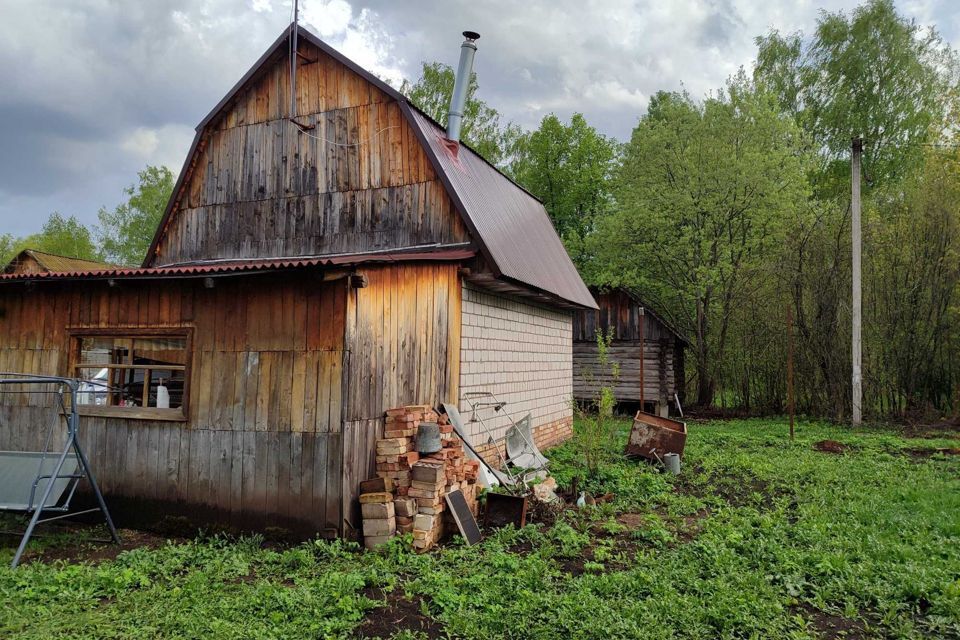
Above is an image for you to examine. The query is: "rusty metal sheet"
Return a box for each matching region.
[625,411,687,460]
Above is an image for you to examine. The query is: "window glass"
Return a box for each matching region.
[74,334,187,412]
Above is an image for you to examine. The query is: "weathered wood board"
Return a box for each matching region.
[0,273,346,533]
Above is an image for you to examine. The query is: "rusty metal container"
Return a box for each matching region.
[625,411,687,461]
[416,422,442,454]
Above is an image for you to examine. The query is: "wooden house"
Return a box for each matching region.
[3,249,108,275]
[573,287,687,416]
[0,26,595,536]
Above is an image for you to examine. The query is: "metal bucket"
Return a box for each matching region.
[663,452,681,475]
[416,422,442,453]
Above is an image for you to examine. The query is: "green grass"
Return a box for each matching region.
[1,418,958,639]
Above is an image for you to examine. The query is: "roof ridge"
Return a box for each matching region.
[22,248,107,264]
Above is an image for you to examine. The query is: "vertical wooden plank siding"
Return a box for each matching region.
[152,41,469,266]
[0,273,346,533]
[339,263,459,527]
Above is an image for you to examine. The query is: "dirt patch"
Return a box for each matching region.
[813,440,850,454]
[357,586,446,639]
[677,508,711,542]
[616,513,646,529]
[790,603,869,639]
[19,527,177,565]
[899,413,960,439]
[895,447,960,460]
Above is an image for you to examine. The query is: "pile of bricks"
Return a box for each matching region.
[360,404,482,551]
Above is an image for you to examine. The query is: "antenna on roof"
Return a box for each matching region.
[290,0,299,119]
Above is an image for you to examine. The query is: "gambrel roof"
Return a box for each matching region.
[144,25,596,310]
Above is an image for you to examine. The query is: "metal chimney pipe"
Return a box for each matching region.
[446,31,480,143]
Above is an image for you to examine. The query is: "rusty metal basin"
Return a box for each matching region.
[625,411,687,460]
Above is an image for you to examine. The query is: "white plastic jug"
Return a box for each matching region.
[156,383,170,409]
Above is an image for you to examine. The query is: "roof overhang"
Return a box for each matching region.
[0,248,476,286]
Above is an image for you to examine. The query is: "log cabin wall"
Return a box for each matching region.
[339,262,461,529]
[573,289,685,408]
[0,272,347,534]
[152,41,469,266]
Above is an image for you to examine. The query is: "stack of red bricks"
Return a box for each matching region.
[360,404,481,551]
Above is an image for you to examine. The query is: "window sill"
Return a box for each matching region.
[75,406,188,422]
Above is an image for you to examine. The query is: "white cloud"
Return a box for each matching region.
[1,0,959,236]
[121,128,161,159]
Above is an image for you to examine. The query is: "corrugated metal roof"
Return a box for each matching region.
[406,107,597,310]
[3,249,110,274]
[0,249,475,283]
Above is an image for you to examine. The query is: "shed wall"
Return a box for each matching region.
[340,263,461,529]
[458,285,573,460]
[573,341,676,403]
[573,289,685,406]
[0,274,346,534]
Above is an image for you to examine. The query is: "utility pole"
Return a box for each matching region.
[851,137,863,426]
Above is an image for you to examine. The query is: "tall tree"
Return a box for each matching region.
[97,165,175,266]
[401,61,520,166]
[755,0,958,191]
[594,74,811,406]
[5,213,101,263]
[511,113,618,268]
[0,234,15,267]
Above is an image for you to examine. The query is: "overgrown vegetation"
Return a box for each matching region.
[0,165,174,268]
[3,417,957,639]
[572,328,620,479]
[403,0,960,421]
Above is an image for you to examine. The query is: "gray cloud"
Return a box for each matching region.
[0,0,956,237]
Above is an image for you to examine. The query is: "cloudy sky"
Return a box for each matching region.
[1,0,957,237]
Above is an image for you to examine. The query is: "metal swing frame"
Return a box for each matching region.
[462,391,549,487]
[0,373,120,568]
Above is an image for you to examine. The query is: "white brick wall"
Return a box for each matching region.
[459,285,573,444]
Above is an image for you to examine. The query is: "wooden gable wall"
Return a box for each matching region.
[153,40,469,266]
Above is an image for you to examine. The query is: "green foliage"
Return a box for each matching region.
[510,113,619,267]
[401,61,521,167]
[863,147,960,411]
[594,72,811,405]
[755,0,959,191]
[0,234,15,267]
[572,328,621,479]
[1,419,958,638]
[96,165,175,266]
[13,213,101,263]
[0,164,174,270]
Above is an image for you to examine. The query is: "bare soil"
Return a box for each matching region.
[813,440,850,454]
[790,603,869,639]
[18,527,177,565]
[356,586,446,639]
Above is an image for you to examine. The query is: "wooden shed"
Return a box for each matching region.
[0,25,595,536]
[573,287,687,416]
[3,249,108,275]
